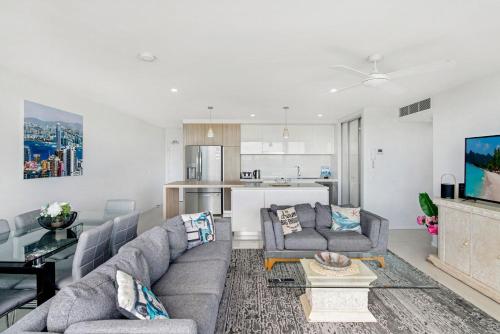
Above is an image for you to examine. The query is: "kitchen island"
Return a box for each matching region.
[163,180,246,219]
[163,181,328,240]
[231,182,328,240]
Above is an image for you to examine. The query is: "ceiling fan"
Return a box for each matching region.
[329,54,455,94]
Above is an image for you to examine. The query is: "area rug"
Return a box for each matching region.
[215,249,500,334]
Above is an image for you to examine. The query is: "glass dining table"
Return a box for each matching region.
[0,212,111,305]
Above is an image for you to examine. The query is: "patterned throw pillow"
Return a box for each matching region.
[181,211,216,249]
[330,205,362,233]
[276,207,302,235]
[116,270,170,320]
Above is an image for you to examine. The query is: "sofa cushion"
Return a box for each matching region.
[158,294,219,334]
[119,226,169,283]
[152,260,227,297]
[270,203,316,228]
[318,229,372,252]
[47,248,149,333]
[174,241,231,266]
[315,202,332,230]
[161,216,188,261]
[284,228,327,250]
[331,205,361,233]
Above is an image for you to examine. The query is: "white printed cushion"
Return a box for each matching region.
[181,211,216,249]
[116,270,170,320]
[330,205,361,233]
[276,207,302,235]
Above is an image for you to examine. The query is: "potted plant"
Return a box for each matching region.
[38,202,78,230]
[417,193,439,247]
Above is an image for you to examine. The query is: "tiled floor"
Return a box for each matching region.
[1,211,498,331]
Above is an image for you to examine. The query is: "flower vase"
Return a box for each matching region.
[431,234,438,248]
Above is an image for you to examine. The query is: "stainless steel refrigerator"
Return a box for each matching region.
[185,145,223,215]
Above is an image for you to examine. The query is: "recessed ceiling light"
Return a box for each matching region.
[317,114,323,118]
[137,52,157,62]
[330,88,338,93]
[170,88,178,93]
[250,114,256,117]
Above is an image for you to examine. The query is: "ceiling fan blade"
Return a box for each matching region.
[377,81,406,95]
[329,65,370,77]
[331,82,363,93]
[388,59,456,79]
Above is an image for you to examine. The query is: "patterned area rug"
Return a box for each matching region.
[215,249,500,334]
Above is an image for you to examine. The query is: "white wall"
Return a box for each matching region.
[0,67,166,226]
[362,107,433,229]
[432,73,500,196]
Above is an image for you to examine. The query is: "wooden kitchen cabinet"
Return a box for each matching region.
[222,124,241,146]
[184,124,223,145]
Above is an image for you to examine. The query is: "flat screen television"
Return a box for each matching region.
[465,135,500,204]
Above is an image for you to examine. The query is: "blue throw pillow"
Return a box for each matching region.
[116,270,170,320]
[181,211,216,249]
[330,205,362,233]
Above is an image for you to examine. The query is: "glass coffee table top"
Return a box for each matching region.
[267,253,439,289]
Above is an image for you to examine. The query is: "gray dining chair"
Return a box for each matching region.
[13,210,41,236]
[0,220,37,328]
[110,211,140,256]
[0,289,37,328]
[55,220,114,289]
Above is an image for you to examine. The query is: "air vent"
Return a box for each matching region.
[399,98,431,117]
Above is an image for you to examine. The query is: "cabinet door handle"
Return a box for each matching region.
[462,241,469,247]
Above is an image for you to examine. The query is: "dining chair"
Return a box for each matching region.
[0,220,37,328]
[55,220,114,289]
[110,211,140,256]
[13,210,41,236]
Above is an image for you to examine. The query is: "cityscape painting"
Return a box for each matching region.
[23,101,83,179]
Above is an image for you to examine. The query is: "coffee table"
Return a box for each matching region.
[300,259,377,322]
[267,254,439,323]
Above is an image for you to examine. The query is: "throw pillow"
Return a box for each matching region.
[116,270,170,320]
[276,207,302,235]
[181,211,216,249]
[330,205,361,233]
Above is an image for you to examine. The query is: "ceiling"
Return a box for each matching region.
[2,0,500,126]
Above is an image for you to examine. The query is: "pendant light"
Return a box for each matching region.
[207,106,214,138]
[282,106,290,139]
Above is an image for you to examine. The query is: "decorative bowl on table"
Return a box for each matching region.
[37,211,78,230]
[314,251,352,271]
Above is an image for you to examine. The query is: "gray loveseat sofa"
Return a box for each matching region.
[5,217,232,334]
[261,203,389,270]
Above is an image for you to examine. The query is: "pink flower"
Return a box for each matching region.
[428,224,438,235]
[417,216,425,225]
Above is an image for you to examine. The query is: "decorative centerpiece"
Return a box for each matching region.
[416,192,439,247]
[314,251,352,270]
[38,202,78,230]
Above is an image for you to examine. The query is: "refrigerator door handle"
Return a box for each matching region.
[198,149,203,180]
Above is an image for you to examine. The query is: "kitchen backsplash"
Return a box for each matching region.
[240,154,337,179]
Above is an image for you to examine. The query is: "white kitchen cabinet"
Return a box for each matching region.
[241,124,335,155]
[231,188,265,238]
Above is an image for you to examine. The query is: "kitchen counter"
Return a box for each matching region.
[236,182,326,189]
[165,180,246,188]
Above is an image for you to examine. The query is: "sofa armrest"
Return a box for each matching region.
[260,208,277,251]
[214,218,232,241]
[361,210,389,251]
[64,319,197,334]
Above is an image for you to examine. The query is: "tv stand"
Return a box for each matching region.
[427,198,500,303]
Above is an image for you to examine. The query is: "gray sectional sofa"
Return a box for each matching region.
[5,216,232,334]
[261,203,389,270]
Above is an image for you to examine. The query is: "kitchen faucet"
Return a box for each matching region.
[295,165,301,178]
